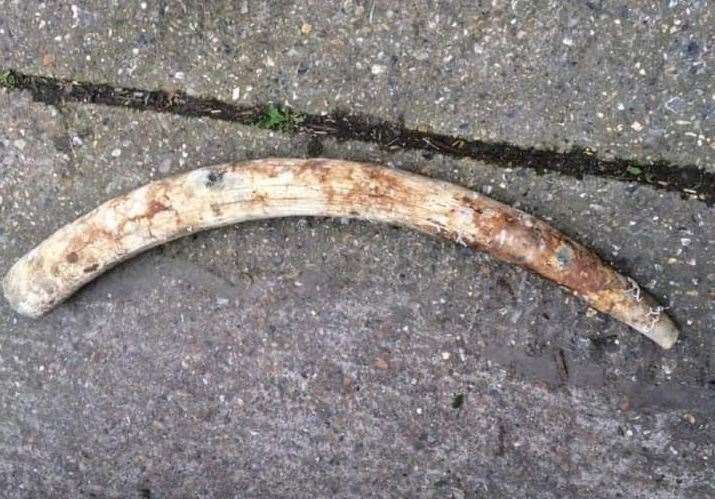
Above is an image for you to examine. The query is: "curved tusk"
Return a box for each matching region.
[2,158,678,349]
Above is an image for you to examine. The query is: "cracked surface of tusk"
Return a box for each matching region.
[2,158,679,349]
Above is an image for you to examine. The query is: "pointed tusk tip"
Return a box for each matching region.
[642,316,680,350]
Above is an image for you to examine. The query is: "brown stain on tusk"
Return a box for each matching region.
[1,158,679,349]
[145,200,170,218]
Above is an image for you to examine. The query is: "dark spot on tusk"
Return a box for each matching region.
[205,170,224,188]
[66,252,79,263]
[83,263,99,273]
[554,243,574,269]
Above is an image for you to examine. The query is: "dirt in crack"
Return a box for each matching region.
[2,69,712,205]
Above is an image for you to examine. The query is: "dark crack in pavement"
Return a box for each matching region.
[2,69,713,205]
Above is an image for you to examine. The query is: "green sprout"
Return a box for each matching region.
[0,70,18,89]
[256,103,304,132]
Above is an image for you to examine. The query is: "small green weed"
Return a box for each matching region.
[256,103,304,132]
[0,70,18,89]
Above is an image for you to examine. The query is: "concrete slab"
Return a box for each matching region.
[1,0,712,168]
[1,90,713,496]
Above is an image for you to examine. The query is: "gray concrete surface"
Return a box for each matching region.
[0,0,713,168]
[1,89,714,497]
[1,0,714,497]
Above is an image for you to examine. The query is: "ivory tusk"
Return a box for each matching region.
[2,158,679,349]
